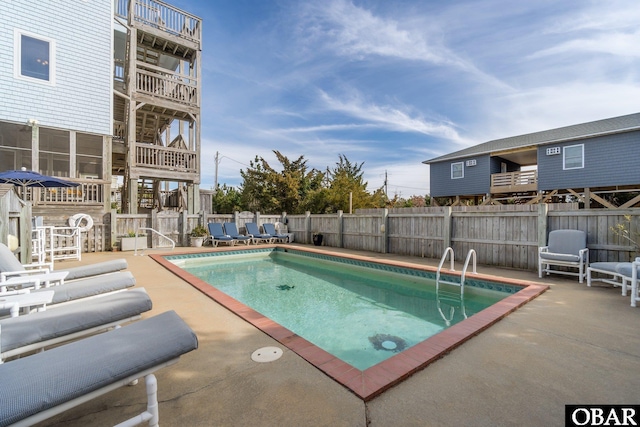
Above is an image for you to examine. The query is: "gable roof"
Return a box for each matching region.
[423,112,640,164]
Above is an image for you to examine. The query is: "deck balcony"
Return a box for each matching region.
[135,143,198,174]
[115,0,201,45]
[136,66,198,108]
[490,170,538,194]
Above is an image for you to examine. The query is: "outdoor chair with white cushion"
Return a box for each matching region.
[0,310,198,426]
[539,229,589,283]
[0,287,152,363]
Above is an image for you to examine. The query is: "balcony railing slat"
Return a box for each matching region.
[135,144,197,172]
[491,170,538,187]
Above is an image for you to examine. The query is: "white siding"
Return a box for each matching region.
[0,0,112,135]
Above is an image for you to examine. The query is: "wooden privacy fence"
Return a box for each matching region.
[287,204,640,271]
[31,205,640,272]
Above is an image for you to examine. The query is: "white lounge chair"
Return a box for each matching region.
[613,260,640,307]
[539,229,589,283]
[0,271,136,318]
[0,310,198,426]
[587,262,628,294]
[0,242,127,282]
[0,287,151,362]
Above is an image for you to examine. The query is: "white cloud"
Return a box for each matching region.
[530,29,640,59]
[317,90,468,143]
[297,0,510,90]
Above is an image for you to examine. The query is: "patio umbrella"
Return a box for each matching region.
[0,168,79,196]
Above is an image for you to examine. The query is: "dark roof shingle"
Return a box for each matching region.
[423,112,640,164]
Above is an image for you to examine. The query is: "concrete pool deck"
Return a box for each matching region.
[35,244,640,427]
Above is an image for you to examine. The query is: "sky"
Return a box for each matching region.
[171,0,639,197]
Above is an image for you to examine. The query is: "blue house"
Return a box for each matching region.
[0,0,202,216]
[423,113,640,208]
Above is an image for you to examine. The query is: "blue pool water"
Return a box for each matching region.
[169,249,513,370]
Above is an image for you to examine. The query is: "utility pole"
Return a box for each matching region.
[214,151,219,193]
[384,170,388,197]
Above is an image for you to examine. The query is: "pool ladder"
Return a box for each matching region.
[435,247,476,325]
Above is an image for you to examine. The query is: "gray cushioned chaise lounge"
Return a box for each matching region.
[0,310,198,427]
[0,271,136,317]
[0,242,127,282]
[0,287,152,362]
[31,270,136,304]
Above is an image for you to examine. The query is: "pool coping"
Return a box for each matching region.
[150,246,548,401]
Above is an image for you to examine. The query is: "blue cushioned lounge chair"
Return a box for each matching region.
[245,222,274,244]
[222,222,252,245]
[207,223,235,247]
[262,223,289,243]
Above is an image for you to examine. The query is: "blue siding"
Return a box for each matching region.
[429,154,491,197]
[0,0,112,135]
[538,131,640,190]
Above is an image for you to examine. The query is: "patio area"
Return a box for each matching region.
[35,244,640,427]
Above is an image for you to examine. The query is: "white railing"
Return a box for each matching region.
[133,226,176,256]
[491,170,538,188]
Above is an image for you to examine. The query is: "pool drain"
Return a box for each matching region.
[369,334,407,353]
[251,346,283,362]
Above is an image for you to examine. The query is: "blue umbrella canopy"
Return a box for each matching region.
[0,168,79,188]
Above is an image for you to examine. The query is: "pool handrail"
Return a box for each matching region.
[134,227,176,256]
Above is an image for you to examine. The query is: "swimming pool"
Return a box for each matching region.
[153,247,547,400]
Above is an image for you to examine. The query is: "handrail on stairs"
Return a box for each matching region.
[133,226,176,256]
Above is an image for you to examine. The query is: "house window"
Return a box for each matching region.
[451,162,464,179]
[77,133,103,179]
[39,128,69,176]
[563,144,584,170]
[0,121,32,171]
[14,30,55,84]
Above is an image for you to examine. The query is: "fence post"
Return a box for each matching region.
[180,210,188,246]
[110,209,118,250]
[305,211,311,244]
[538,203,549,247]
[443,206,452,250]
[382,208,389,254]
[151,209,158,249]
[255,211,261,226]
[337,210,343,248]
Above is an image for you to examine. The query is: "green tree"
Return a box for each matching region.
[325,155,375,213]
[239,151,326,214]
[211,184,243,213]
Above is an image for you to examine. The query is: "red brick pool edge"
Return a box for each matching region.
[150,248,548,401]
